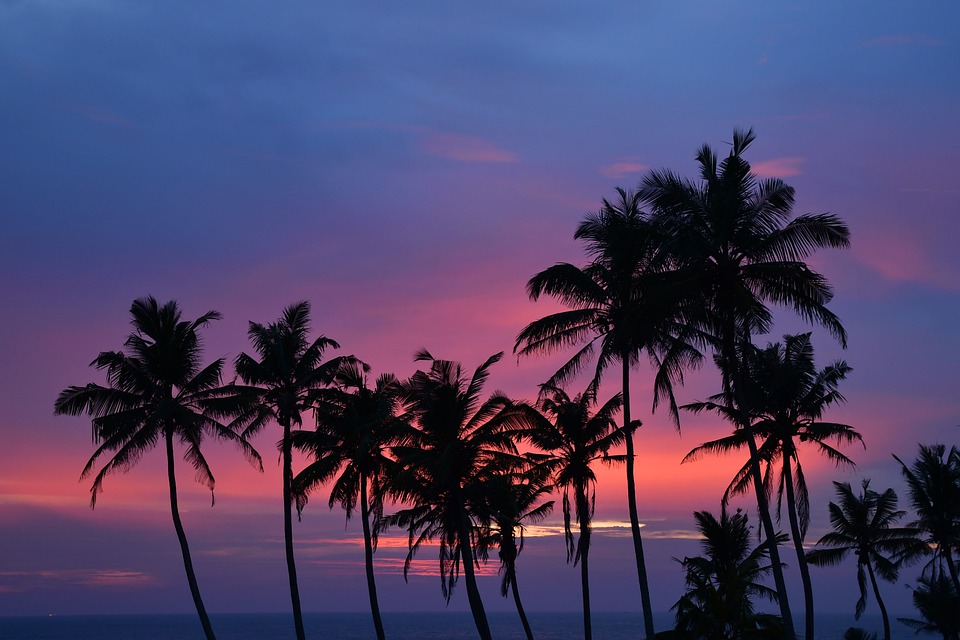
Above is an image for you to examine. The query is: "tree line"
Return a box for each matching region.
[55,129,960,640]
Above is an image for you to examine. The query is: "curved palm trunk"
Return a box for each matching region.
[576,485,593,640]
[783,452,815,640]
[281,422,306,640]
[165,431,216,640]
[508,565,535,640]
[724,326,796,638]
[360,474,386,640]
[457,503,492,640]
[866,560,891,640]
[622,359,656,639]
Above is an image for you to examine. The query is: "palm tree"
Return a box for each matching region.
[898,574,960,640]
[683,333,862,638]
[54,297,262,640]
[893,444,960,595]
[291,361,409,640]
[806,480,924,640]
[474,461,554,640]
[515,188,702,639]
[385,350,526,640]
[669,508,786,640]
[525,385,634,640]
[233,301,350,640]
[640,128,851,638]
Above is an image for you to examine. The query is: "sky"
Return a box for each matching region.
[2,0,959,629]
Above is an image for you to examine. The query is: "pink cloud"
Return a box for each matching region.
[752,156,805,178]
[601,159,650,180]
[420,132,518,163]
[852,224,959,290]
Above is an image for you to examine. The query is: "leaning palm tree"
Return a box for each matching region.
[474,461,555,640]
[54,297,262,640]
[233,301,350,640]
[683,333,862,638]
[640,128,851,638]
[385,350,526,640]
[291,362,409,640]
[525,385,634,640]
[806,480,925,640]
[893,444,960,595]
[515,188,702,639]
[669,509,786,640]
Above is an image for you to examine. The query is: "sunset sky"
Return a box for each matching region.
[2,0,959,625]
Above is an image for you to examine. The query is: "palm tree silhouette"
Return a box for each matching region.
[683,333,862,638]
[234,301,351,640]
[385,350,523,640]
[54,297,262,640]
[525,385,634,640]
[806,480,923,640]
[291,361,409,640]
[474,461,554,640]
[668,508,787,640]
[893,444,960,595]
[515,188,701,639]
[898,574,960,640]
[639,128,851,638]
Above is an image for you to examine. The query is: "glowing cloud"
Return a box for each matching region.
[751,156,805,178]
[600,159,650,180]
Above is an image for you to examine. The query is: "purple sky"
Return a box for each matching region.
[2,0,959,625]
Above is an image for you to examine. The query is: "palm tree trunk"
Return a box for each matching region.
[457,503,492,640]
[866,560,891,640]
[165,431,216,640]
[360,474,386,640]
[282,422,306,640]
[577,485,592,640]
[622,358,656,639]
[509,567,535,640]
[945,550,960,597]
[783,451,815,640]
[724,325,796,638]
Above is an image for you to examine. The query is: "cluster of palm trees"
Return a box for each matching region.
[54,129,956,639]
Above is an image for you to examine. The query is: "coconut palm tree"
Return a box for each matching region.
[898,574,960,640]
[233,301,351,640]
[639,128,851,638]
[806,480,924,640]
[474,461,555,640]
[683,333,862,638]
[524,385,634,640]
[668,508,786,640]
[385,350,526,640]
[515,188,702,639]
[54,296,262,640]
[893,444,960,595]
[291,361,409,640]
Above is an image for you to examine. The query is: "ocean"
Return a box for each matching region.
[0,611,892,639]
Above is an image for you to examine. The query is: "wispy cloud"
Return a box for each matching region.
[420,132,518,163]
[752,156,805,178]
[600,159,650,180]
[0,569,155,589]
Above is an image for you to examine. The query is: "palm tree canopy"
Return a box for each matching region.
[54,296,262,506]
[893,443,960,565]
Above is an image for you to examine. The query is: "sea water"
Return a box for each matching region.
[0,611,892,639]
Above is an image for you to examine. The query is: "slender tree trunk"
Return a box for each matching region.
[457,503,492,640]
[945,549,960,597]
[622,359,656,640]
[783,451,815,640]
[723,324,796,638]
[577,486,592,640]
[509,567,535,640]
[360,474,386,640]
[282,422,306,640]
[866,560,891,640]
[165,431,216,640]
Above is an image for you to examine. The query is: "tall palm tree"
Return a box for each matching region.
[683,333,862,638]
[806,480,924,640]
[525,385,634,640]
[474,462,555,640]
[640,128,851,637]
[669,508,786,640]
[515,188,702,639]
[385,350,525,640]
[233,301,350,640]
[54,297,262,640]
[898,574,960,640]
[893,444,960,595]
[291,361,409,640]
